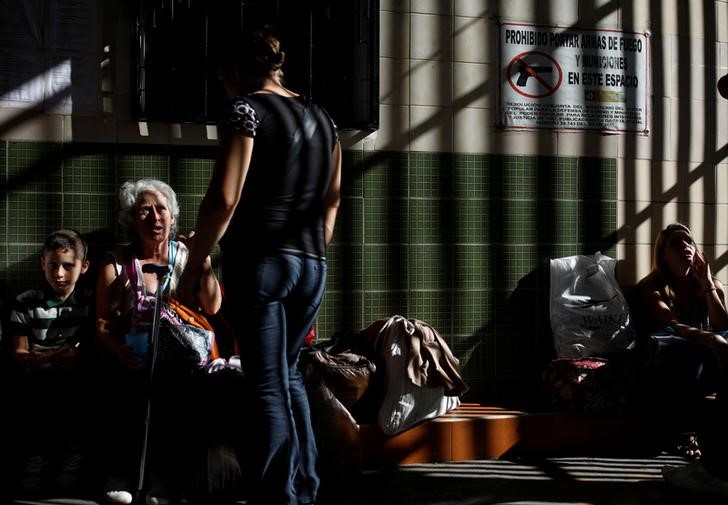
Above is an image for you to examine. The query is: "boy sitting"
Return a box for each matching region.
[9,229,93,496]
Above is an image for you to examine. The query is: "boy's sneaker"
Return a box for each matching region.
[105,475,133,504]
[56,449,84,491]
[20,453,49,495]
[663,462,728,497]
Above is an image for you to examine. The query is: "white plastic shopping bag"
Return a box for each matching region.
[549,252,635,358]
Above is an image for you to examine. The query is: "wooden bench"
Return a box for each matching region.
[359,403,653,468]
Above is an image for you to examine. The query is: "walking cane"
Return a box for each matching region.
[137,263,172,502]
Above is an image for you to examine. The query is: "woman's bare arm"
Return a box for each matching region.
[96,257,140,368]
[323,142,342,247]
[639,276,725,345]
[177,131,253,309]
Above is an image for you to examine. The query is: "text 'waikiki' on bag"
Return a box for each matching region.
[549,252,635,359]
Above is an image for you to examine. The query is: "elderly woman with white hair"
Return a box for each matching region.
[96,178,222,505]
[98,178,221,354]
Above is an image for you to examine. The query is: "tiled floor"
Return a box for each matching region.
[9,453,723,505]
[318,454,720,505]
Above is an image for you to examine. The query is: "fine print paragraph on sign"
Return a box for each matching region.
[499,22,648,133]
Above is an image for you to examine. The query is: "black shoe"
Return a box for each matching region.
[20,453,49,495]
[56,449,84,491]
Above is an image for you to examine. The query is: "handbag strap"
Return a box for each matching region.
[126,241,177,296]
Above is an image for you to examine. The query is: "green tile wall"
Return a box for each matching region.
[0,140,617,404]
[321,151,618,404]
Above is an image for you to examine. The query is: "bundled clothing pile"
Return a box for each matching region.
[301,315,468,477]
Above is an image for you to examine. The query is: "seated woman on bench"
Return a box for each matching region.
[637,223,728,456]
[95,179,222,505]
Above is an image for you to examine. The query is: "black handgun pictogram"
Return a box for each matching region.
[516,63,552,86]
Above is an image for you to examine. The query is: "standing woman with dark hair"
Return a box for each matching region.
[177,27,341,505]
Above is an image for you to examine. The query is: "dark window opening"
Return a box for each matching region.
[134,0,379,131]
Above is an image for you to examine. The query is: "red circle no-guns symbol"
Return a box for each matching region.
[507,51,563,98]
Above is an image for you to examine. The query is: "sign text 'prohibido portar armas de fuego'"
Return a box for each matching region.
[499,22,648,133]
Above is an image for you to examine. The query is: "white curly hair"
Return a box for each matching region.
[118,179,179,240]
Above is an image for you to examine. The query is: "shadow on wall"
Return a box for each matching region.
[462,262,553,408]
[463,255,644,411]
[457,155,618,406]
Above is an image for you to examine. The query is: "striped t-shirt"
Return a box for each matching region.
[9,287,92,351]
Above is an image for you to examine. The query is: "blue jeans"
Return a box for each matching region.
[647,330,725,397]
[224,251,326,505]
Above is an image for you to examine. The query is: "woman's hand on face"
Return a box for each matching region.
[691,250,714,290]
